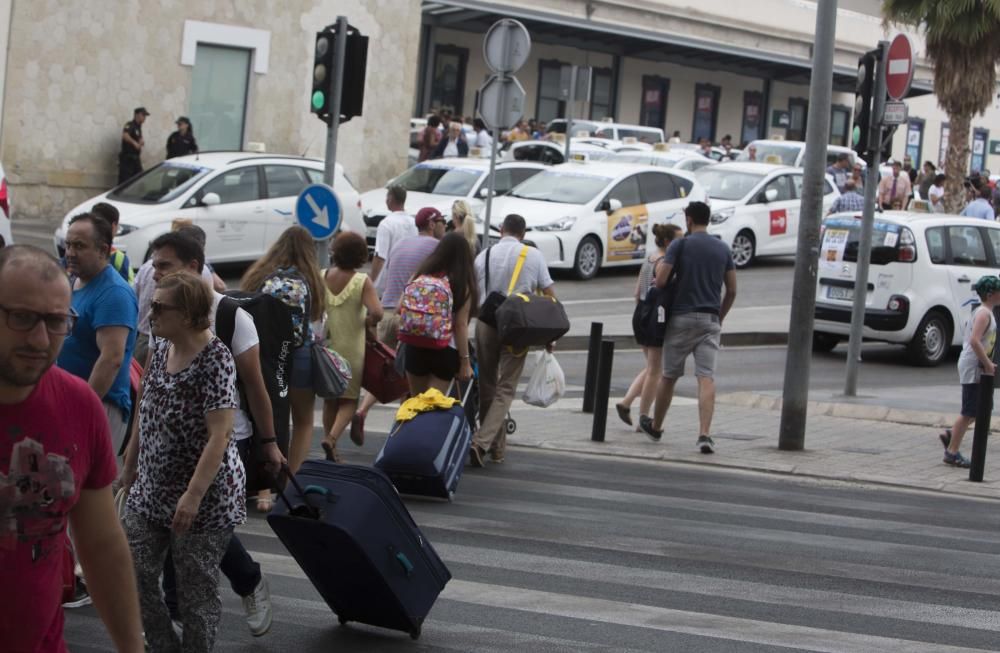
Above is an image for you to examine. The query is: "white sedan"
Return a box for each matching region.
[483,160,707,279]
[54,152,364,263]
[358,158,546,248]
[611,147,715,173]
[695,162,840,268]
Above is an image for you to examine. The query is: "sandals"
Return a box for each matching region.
[321,440,342,463]
[256,494,273,513]
[615,403,633,426]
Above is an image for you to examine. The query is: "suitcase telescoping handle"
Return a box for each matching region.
[447,378,474,405]
[276,464,338,519]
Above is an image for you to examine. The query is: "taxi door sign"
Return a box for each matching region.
[769,209,787,236]
[607,204,649,262]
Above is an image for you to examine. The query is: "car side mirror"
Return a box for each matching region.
[764,188,779,203]
[201,192,221,207]
[478,186,491,198]
[601,198,623,213]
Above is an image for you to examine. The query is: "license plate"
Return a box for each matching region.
[827,286,854,301]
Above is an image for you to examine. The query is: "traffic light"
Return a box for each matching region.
[852,52,876,161]
[311,30,334,121]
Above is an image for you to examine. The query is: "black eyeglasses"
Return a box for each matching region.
[150,300,182,315]
[0,304,78,335]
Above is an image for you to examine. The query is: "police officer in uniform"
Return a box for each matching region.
[166,116,198,159]
[119,106,148,184]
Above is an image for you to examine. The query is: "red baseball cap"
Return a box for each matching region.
[415,207,444,229]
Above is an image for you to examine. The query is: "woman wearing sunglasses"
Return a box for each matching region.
[121,271,244,652]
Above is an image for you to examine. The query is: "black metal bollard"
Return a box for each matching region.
[582,322,604,414]
[969,373,993,482]
[591,340,615,442]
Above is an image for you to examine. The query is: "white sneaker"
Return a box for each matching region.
[242,576,273,636]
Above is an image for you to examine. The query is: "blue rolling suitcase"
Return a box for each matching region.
[267,461,451,640]
[374,380,473,500]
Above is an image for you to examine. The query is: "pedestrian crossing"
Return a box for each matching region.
[64,442,1000,652]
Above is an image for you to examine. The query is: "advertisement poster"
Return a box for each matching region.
[607,205,649,262]
[769,209,788,236]
[820,228,849,271]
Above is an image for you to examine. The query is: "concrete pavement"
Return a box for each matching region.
[360,385,1000,502]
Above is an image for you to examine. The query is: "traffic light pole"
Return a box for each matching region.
[777,0,837,451]
[844,40,889,397]
[318,15,348,267]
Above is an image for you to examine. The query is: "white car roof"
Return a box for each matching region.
[826,210,996,229]
[413,157,546,170]
[541,160,695,180]
[749,139,805,149]
[164,151,335,172]
[699,161,798,175]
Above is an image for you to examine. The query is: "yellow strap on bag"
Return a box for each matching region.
[506,246,529,296]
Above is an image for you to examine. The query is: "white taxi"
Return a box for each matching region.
[483,159,706,279]
[358,158,546,249]
[54,153,364,263]
[695,162,840,268]
[814,211,1000,366]
[736,139,858,168]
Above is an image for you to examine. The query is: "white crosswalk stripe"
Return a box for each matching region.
[64,446,1000,651]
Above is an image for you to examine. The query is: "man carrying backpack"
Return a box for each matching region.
[470,214,556,467]
[122,231,283,637]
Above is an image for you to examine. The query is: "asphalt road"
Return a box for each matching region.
[64,445,1000,651]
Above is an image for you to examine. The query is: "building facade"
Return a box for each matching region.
[0,0,422,224]
[416,0,1000,175]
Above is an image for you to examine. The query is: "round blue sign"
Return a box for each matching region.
[295,184,342,241]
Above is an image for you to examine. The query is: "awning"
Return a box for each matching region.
[422,0,933,97]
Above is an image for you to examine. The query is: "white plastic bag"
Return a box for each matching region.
[522,351,566,407]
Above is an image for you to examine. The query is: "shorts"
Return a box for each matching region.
[961,382,992,418]
[660,312,721,379]
[290,345,313,389]
[404,345,459,381]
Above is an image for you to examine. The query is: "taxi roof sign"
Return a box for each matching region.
[763,154,783,164]
[653,143,671,152]
[550,133,566,143]
[575,130,591,138]
[622,136,638,144]
[569,152,590,163]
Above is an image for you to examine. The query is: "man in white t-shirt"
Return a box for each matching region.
[370,184,417,292]
[123,231,282,637]
[473,118,492,151]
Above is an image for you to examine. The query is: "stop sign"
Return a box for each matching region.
[885,34,914,101]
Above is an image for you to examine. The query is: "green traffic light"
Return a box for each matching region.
[312,91,325,111]
[852,125,860,146]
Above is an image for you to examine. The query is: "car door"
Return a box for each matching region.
[752,173,796,255]
[600,174,645,264]
[193,165,264,262]
[262,164,311,248]
[637,171,685,248]
[945,225,992,314]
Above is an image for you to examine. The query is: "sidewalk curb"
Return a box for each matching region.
[500,439,1000,502]
[559,331,788,350]
[716,391,1000,433]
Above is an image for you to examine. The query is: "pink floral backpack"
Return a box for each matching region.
[397,274,453,349]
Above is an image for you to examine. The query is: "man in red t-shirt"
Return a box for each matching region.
[0,245,143,652]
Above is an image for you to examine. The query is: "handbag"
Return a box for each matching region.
[478,245,528,327]
[638,239,686,344]
[496,291,571,348]
[362,340,410,403]
[311,343,352,399]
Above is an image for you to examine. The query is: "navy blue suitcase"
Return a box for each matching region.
[374,381,473,500]
[267,461,451,640]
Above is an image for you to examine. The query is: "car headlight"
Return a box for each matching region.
[534,216,577,232]
[117,223,139,237]
[710,208,735,224]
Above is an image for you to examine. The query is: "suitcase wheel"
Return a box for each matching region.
[410,626,421,640]
[505,418,517,435]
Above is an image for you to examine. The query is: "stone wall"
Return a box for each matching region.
[1,0,421,225]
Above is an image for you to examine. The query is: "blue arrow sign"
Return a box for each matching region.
[295,184,342,241]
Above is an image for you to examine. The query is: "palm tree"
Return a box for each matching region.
[882,1,1000,212]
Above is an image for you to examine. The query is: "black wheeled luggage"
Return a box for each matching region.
[267,461,451,640]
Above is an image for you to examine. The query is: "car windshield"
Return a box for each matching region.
[736,142,801,166]
[694,169,765,201]
[822,216,900,265]
[507,171,612,204]
[391,164,482,196]
[109,162,210,203]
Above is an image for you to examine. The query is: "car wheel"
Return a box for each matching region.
[573,236,602,280]
[731,230,755,269]
[812,332,839,353]
[908,311,951,367]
